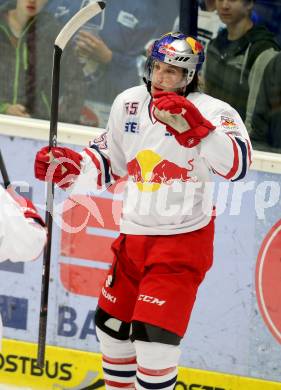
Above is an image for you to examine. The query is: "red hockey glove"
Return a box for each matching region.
[35,146,82,189]
[7,188,45,227]
[153,91,215,148]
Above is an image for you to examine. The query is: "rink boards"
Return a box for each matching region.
[1,127,281,386]
[0,339,281,390]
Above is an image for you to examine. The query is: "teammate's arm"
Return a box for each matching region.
[0,187,47,262]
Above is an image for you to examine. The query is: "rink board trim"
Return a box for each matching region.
[1,115,281,174]
[0,339,280,390]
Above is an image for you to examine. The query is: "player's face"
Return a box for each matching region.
[215,0,253,25]
[151,61,185,96]
[17,0,48,17]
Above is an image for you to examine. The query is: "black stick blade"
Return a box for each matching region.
[98,1,106,10]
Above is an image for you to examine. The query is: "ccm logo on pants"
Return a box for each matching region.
[138,295,166,306]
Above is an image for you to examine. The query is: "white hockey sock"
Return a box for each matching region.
[96,326,137,389]
[134,340,181,390]
[103,355,137,389]
[136,366,177,390]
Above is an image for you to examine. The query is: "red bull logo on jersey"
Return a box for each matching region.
[221,116,238,130]
[127,149,194,192]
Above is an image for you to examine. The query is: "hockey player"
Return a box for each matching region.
[34,32,252,390]
[0,185,46,347]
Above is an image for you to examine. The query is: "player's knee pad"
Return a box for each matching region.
[131,320,182,345]
[95,306,131,340]
[131,321,181,370]
[96,327,135,359]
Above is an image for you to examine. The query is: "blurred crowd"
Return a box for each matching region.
[0,0,280,153]
[199,0,281,153]
[0,0,179,128]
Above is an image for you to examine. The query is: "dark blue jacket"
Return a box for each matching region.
[251,52,281,151]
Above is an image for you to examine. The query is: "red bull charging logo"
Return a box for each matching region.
[127,149,194,192]
[159,44,176,57]
[221,116,238,129]
[186,37,203,55]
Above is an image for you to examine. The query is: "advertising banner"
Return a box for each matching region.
[0,134,281,385]
[1,339,281,389]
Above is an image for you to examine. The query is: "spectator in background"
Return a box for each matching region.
[253,0,281,46]
[196,0,225,47]
[0,0,16,13]
[0,0,86,124]
[203,0,279,128]
[47,0,180,127]
[250,52,281,152]
[172,1,224,49]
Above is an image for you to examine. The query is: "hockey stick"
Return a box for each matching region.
[0,150,10,188]
[37,0,106,368]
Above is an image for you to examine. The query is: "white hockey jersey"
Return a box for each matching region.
[0,186,46,348]
[0,186,46,262]
[78,85,252,235]
[197,9,225,47]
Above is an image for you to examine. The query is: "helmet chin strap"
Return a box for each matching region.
[178,86,187,96]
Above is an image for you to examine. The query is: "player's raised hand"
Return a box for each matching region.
[153,91,215,148]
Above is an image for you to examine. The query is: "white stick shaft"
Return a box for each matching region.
[55,1,105,50]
